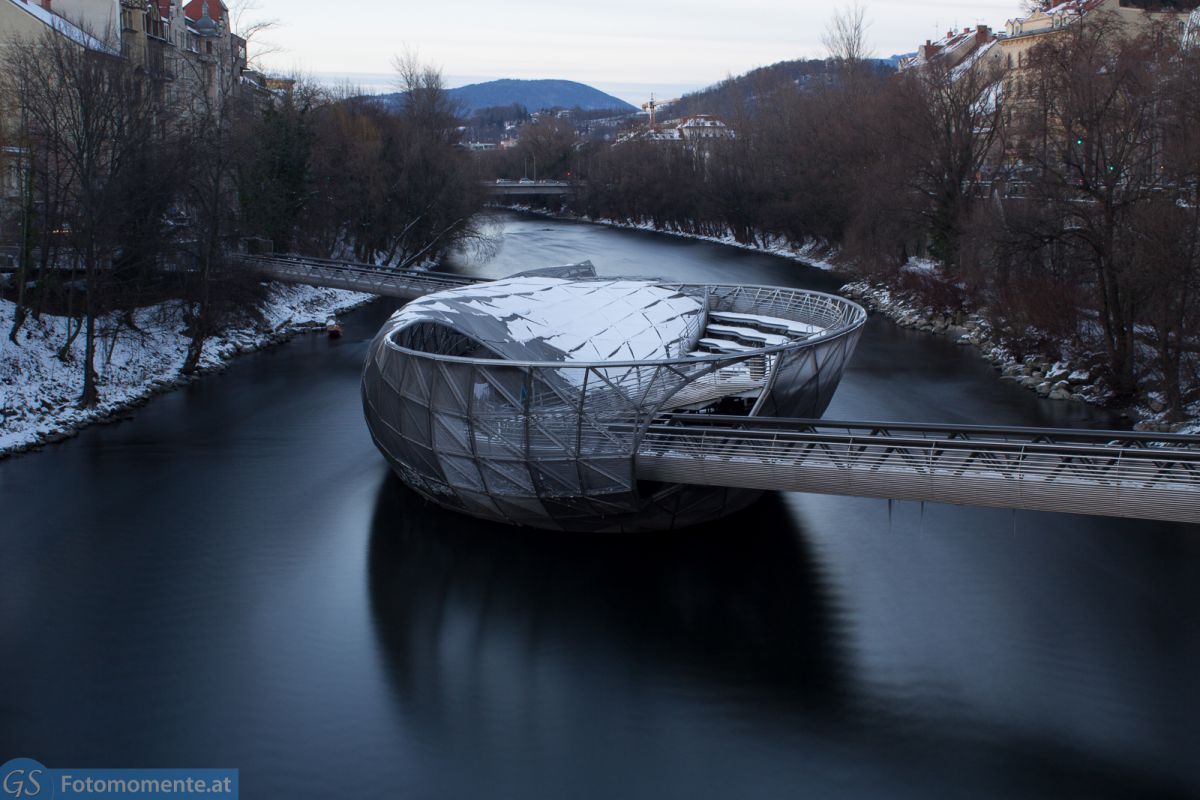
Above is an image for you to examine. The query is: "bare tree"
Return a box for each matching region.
[175,14,276,375]
[177,93,241,376]
[996,13,1180,401]
[1139,37,1200,417]
[392,50,461,134]
[890,55,1006,271]
[4,28,161,406]
[823,2,873,78]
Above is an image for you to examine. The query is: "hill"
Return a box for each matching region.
[662,58,896,121]
[449,79,636,114]
[376,79,636,116]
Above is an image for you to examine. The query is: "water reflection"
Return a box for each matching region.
[367,474,848,717]
[365,476,1196,799]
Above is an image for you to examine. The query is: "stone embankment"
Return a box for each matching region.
[840,280,1110,408]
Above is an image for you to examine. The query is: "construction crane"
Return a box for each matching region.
[640,94,679,128]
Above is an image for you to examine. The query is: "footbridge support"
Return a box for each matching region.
[636,415,1200,523]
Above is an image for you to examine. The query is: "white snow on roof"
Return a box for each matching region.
[952,39,998,81]
[392,276,706,364]
[707,310,825,336]
[704,323,790,347]
[2,0,116,53]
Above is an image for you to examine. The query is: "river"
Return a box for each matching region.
[1,211,1196,798]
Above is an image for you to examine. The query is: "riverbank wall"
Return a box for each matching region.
[0,284,375,458]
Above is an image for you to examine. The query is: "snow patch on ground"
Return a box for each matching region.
[0,284,372,457]
[901,257,939,275]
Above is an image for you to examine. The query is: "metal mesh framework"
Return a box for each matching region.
[362,280,866,531]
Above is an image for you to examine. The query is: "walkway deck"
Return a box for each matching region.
[636,415,1200,523]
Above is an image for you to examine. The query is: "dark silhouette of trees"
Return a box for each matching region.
[0,38,487,400]
[289,82,482,266]
[4,7,1196,416]
[238,87,316,254]
[980,14,1190,403]
[3,30,165,405]
[888,57,1005,271]
[547,9,1200,414]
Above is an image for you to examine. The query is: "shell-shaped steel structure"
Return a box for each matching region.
[362,275,867,531]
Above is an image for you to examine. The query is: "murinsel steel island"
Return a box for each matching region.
[361,268,865,531]
[246,255,1200,530]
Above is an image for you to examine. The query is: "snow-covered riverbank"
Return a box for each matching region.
[0,284,374,457]
[840,279,1200,434]
[499,205,1199,433]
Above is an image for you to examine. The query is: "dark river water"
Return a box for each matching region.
[2,211,1198,798]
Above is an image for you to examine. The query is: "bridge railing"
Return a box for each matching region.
[648,413,1200,449]
[242,254,477,299]
[635,415,1200,523]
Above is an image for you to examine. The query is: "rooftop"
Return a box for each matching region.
[3,0,116,53]
[389,277,706,366]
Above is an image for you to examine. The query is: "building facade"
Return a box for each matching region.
[997,0,1197,74]
[617,114,735,146]
[0,0,256,241]
[0,0,116,242]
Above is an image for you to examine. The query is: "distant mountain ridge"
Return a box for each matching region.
[376,79,636,116]
[449,79,636,114]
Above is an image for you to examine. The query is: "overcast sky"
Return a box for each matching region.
[246,0,1023,104]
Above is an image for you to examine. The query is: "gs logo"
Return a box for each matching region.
[1,760,48,799]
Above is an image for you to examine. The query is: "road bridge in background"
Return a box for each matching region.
[483,180,577,198]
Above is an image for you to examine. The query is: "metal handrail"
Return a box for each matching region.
[651,413,1200,449]
[634,418,1200,522]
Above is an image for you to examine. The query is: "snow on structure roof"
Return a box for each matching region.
[707,310,824,337]
[2,0,117,53]
[1005,0,1106,35]
[679,115,727,128]
[951,39,998,80]
[390,277,707,365]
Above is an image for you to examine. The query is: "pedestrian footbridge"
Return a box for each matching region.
[244,254,476,298]
[635,415,1200,523]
